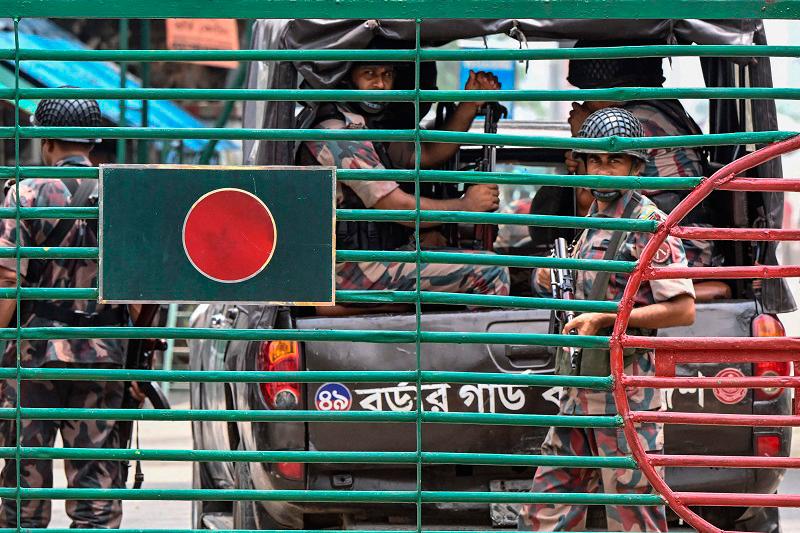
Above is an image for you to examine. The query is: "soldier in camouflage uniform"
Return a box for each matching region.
[299,62,510,299]
[520,109,696,532]
[0,98,130,528]
[563,42,720,271]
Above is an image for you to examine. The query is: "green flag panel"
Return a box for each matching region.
[99,165,335,305]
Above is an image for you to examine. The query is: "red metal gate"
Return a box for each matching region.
[613,135,800,532]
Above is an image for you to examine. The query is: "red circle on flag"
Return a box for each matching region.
[182,188,277,283]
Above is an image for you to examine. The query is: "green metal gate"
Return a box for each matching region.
[0,2,800,532]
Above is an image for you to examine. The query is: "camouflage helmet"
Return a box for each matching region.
[31,95,102,144]
[567,40,665,89]
[573,107,648,162]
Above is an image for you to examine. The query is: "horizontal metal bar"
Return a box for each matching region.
[0,207,98,219]
[646,264,800,280]
[4,127,797,149]
[721,177,800,191]
[0,487,660,505]
[419,129,800,149]
[0,447,634,468]
[0,248,635,275]
[8,87,800,102]
[423,451,634,469]
[630,411,800,427]
[338,209,658,231]
[674,492,800,508]
[0,408,620,428]
[0,246,97,259]
[4,44,800,63]
[424,88,800,102]
[0,327,609,348]
[622,335,800,351]
[422,411,621,427]
[650,349,798,365]
[0,48,417,62]
[622,375,800,389]
[0,287,617,306]
[337,290,620,313]
[3,127,416,142]
[0,287,97,300]
[1,0,799,19]
[650,455,800,469]
[339,250,637,273]
[341,170,702,189]
[420,45,800,61]
[0,167,703,190]
[0,166,98,179]
[5,87,417,102]
[671,226,800,241]
[9,368,612,390]
[424,371,612,390]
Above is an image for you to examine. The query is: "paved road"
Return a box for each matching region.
[42,391,799,531]
[48,390,193,530]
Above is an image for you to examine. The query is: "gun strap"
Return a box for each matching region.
[25,178,96,287]
[587,192,642,303]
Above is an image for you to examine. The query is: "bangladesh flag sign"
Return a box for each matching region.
[99,165,335,305]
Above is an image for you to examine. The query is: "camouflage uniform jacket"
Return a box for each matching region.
[0,155,127,367]
[303,106,415,208]
[561,190,695,415]
[625,101,716,268]
[625,101,703,179]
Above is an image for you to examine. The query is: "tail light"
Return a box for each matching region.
[257,340,300,409]
[751,314,789,401]
[274,462,305,481]
[756,434,782,457]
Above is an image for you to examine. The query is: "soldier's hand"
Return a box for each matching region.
[562,312,614,337]
[568,102,592,137]
[464,70,500,108]
[535,267,551,289]
[130,382,147,405]
[462,183,500,212]
[564,150,586,175]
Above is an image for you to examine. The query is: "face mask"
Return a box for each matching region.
[591,189,623,202]
[357,101,387,115]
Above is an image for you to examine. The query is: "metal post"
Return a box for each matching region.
[116,19,128,163]
[161,303,178,397]
[137,19,150,164]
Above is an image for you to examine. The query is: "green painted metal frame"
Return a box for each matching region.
[2,4,798,532]
[1,0,800,19]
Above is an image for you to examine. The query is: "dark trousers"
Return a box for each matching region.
[0,376,125,528]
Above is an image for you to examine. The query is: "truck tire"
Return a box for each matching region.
[733,504,781,533]
[233,458,289,530]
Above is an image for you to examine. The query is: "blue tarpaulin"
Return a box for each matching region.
[0,27,238,156]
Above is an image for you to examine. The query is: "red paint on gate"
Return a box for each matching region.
[610,134,800,533]
[183,188,277,283]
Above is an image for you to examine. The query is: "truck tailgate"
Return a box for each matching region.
[299,302,757,459]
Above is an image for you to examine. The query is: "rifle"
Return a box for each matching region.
[549,237,582,370]
[474,101,508,250]
[119,304,170,488]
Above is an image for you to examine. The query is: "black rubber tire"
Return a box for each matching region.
[233,459,290,530]
[233,460,259,529]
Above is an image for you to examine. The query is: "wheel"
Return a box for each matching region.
[733,504,781,533]
[233,458,289,529]
[191,461,209,529]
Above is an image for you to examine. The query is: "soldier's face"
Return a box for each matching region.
[351,65,396,91]
[585,153,642,177]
